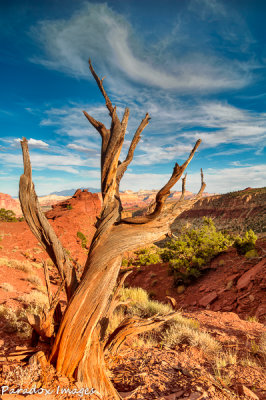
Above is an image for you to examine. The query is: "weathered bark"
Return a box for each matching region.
[104,312,179,355]
[19,61,205,399]
[19,139,78,300]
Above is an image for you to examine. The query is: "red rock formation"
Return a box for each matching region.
[0,193,22,217]
[46,190,102,264]
[172,187,266,233]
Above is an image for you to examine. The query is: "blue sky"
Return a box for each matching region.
[0,0,265,197]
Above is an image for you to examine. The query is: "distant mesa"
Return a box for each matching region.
[51,187,100,196]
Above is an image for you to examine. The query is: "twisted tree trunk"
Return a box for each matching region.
[19,61,205,399]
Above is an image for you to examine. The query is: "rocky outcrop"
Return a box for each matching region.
[46,190,102,263]
[0,193,72,217]
[0,193,22,217]
[236,259,265,290]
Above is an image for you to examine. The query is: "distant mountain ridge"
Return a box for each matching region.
[51,187,100,196]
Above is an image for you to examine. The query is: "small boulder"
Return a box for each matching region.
[176,285,185,294]
[199,291,218,307]
[237,259,265,290]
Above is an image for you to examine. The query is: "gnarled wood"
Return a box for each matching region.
[19,61,206,399]
[19,138,77,300]
[104,312,179,355]
[120,139,201,224]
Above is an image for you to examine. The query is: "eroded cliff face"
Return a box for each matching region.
[45,189,102,262]
[172,187,266,234]
[0,193,22,216]
[0,193,72,217]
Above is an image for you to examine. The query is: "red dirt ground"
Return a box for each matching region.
[0,193,265,399]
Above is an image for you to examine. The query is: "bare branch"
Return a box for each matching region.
[89,59,114,115]
[117,113,150,186]
[197,168,206,197]
[166,296,177,309]
[121,107,130,137]
[120,139,201,224]
[104,311,179,355]
[19,138,78,300]
[171,168,205,215]
[83,111,109,140]
[124,113,150,165]
[179,173,187,202]
[43,261,52,307]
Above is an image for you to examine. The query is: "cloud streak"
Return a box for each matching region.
[14,138,49,149]
[30,2,253,92]
[121,164,266,193]
[39,99,266,167]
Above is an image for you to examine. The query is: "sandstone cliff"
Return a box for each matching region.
[172,187,266,234]
[0,193,22,216]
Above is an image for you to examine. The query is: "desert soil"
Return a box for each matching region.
[0,201,265,399]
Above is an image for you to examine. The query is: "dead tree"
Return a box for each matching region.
[19,61,206,399]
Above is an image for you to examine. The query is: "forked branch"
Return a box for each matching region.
[120,139,202,224]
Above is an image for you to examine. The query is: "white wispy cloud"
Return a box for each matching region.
[121,164,266,193]
[39,99,266,166]
[0,149,100,171]
[14,138,49,149]
[67,143,96,153]
[30,2,252,92]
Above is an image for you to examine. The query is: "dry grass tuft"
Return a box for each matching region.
[0,282,14,292]
[131,332,158,348]
[246,315,259,323]
[215,350,238,369]
[33,247,43,254]
[0,257,32,273]
[18,290,49,308]
[240,355,260,368]
[107,308,125,334]
[0,305,31,337]
[212,350,239,388]
[119,286,173,317]
[0,257,43,272]
[213,367,234,388]
[120,287,149,305]
[113,286,218,355]
[259,332,266,358]
[161,321,220,354]
[24,274,42,287]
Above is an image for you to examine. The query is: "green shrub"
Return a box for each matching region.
[122,219,257,287]
[233,229,257,255]
[133,246,162,266]
[121,257,134,267]
[66,204,72,210]
[138,252,161,266]
[163,217,232,284]
[77,231,87,248]
[121,258,129,267]
[0,208,17,222]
